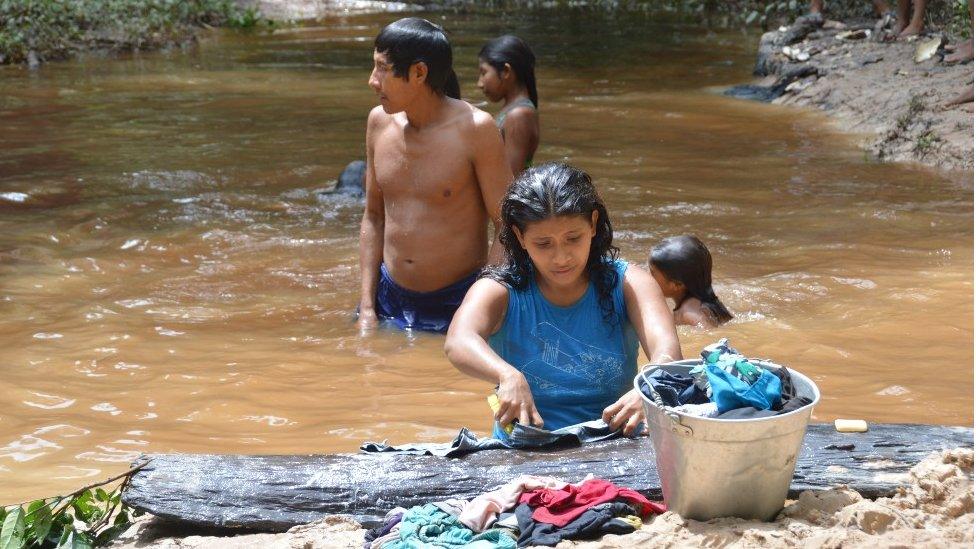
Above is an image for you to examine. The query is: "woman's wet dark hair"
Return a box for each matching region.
[478,34,538,107]
[486,162,618,321]
[650,235,733,324]
[374,17,461,99]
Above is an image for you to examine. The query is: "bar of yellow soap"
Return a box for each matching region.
[834,419,868,433]
[487,394,514,434]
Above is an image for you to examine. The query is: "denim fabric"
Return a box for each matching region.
[359,419,638,458]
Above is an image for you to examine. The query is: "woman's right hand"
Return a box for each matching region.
[495,370,544,428]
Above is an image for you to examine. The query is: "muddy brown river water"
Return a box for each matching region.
[0,10,972,503]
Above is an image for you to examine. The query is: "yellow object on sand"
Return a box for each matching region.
[487,394,514,434]
[834,419,869,433]
[618,515,643,529]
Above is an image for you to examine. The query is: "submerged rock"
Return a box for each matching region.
[725,65,819,102]
[317,160,365,201]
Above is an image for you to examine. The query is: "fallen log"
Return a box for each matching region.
[123,423,972,532]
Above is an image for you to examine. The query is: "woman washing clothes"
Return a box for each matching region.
[477,35,540,176]
[445,163,682,437]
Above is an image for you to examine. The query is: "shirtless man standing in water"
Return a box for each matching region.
[358,18,513,334]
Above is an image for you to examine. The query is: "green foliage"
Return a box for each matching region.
[913,131,938,157]
[227,6,261,29]
[0,0,263,65]
[944,0,973,40]
[0,470,145,548]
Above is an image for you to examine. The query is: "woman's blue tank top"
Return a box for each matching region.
[489,260,638,436]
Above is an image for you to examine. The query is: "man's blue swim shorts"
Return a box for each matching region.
[374,262,480,333]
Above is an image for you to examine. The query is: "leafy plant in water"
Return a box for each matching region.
[0,462,147,548]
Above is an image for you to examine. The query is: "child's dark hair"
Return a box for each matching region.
[478,35,538,108]
[374,18,461,99]
[650,235,733,324]
[486,162,618,320]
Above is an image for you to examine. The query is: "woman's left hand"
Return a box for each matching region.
[602,389,646,435]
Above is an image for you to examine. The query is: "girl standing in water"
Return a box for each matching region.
[477,35,540,176]
[445,163,681,437]
[649,235,733,329]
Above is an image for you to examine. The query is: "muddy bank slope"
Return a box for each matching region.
[732,15,973,173]
[112,448,973,548]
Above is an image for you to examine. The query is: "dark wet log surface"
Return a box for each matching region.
[123,423,972,532]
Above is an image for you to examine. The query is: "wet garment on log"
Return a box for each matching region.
[360,419,632,457]
[517,478,665,527]
[514,501,639,547]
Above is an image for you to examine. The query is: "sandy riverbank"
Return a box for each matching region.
[112,448,973,548]
[734,14,974,173]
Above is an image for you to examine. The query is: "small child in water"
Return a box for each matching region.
[649,235,733,328]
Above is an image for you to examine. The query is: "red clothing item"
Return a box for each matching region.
[518,478,667,527]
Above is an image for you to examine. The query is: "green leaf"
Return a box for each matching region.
[26,500,45,515]
[94,489,109,502]
[31,504,52,541]
[113,509,130,526]
[57,527,71,547]
[0,507,26,549]
[57,529,92,549]
[71,531,93,549]
[94,523,130,546]
[70,490,101,525]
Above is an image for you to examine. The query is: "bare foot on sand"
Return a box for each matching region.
[896,0,926,38]
[897,21,924,38]
[944,39,974,64]
[945,84,974,107]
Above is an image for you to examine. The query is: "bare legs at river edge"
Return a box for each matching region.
[896,0,927,38]
[945,0,974,107]
[810,0,892,17]
[944,0,974,65]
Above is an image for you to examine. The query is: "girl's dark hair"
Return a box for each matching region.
[486,162,618,320]
[650,235,733,324]
[374,17,461,99]
[478,35,538,108]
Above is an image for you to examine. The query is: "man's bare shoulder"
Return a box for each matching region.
[447,99,496,134]
[367,105,397,132]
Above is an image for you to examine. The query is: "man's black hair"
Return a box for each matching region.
[374,17,461,99]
